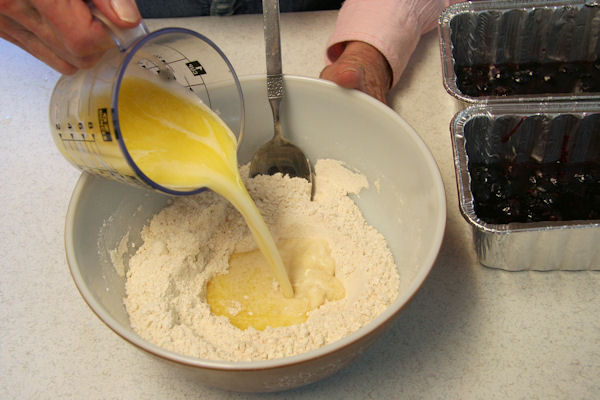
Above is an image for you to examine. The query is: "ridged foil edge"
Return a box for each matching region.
[450,102,600,270]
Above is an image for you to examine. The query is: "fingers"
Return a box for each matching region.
[0,0,141,74]
[93,0,142,25]
[320,41,392,104]
[32,0,139,61]
[0,12,80,74]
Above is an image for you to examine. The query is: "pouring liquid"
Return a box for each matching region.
[118,76,294,298]
[118,76,345,330]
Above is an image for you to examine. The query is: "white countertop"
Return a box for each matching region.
[1,11,598,399]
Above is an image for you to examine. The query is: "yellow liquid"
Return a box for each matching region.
[206,238,345,330]
[118,76,293,297]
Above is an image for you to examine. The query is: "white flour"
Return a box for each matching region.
[123,159,399,361]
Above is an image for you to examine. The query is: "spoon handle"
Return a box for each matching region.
[263,0,284,102]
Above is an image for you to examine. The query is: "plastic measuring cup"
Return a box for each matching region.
[49,10,244,195]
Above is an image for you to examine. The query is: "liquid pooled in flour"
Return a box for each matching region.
[207,238,345,330]
[118,77,346,327]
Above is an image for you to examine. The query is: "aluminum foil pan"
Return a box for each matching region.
[439,0,600,103]
[451,102,600,270]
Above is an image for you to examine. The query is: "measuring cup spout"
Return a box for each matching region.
[88,2,149,51]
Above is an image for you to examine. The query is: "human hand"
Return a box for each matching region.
[320,41,392,104]
[0,0,141,74]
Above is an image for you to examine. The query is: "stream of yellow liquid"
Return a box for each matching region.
[118,76,345,329]
[118,76,293,298]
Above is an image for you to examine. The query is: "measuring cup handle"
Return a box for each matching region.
[88,2,149,51]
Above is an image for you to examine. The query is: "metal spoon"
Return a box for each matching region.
[249,0,313,196]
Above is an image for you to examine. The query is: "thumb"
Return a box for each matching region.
[320,64,365,91]
[91,0,142,27]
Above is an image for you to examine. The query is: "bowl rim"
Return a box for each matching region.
[65,74,446,371]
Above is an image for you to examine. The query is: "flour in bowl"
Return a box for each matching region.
[122,159,399,361]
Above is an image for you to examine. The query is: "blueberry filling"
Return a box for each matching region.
[455,60,600,97]
[469,161,600,224]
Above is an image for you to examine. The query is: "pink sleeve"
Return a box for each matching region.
[326,0,463,87]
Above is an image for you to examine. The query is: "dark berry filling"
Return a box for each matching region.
[455,60,600,97]
[469,161,600,224]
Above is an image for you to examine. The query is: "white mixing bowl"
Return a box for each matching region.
[65,75,446,392]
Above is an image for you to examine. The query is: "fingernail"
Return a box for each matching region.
[341,66,360,75]
[338,67,364,90]
[110,0,141,23]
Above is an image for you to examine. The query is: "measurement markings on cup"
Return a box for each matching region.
[98,108,112,141]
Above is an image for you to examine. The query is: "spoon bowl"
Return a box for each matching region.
[249,0,313,192]
[249,129,312,179]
